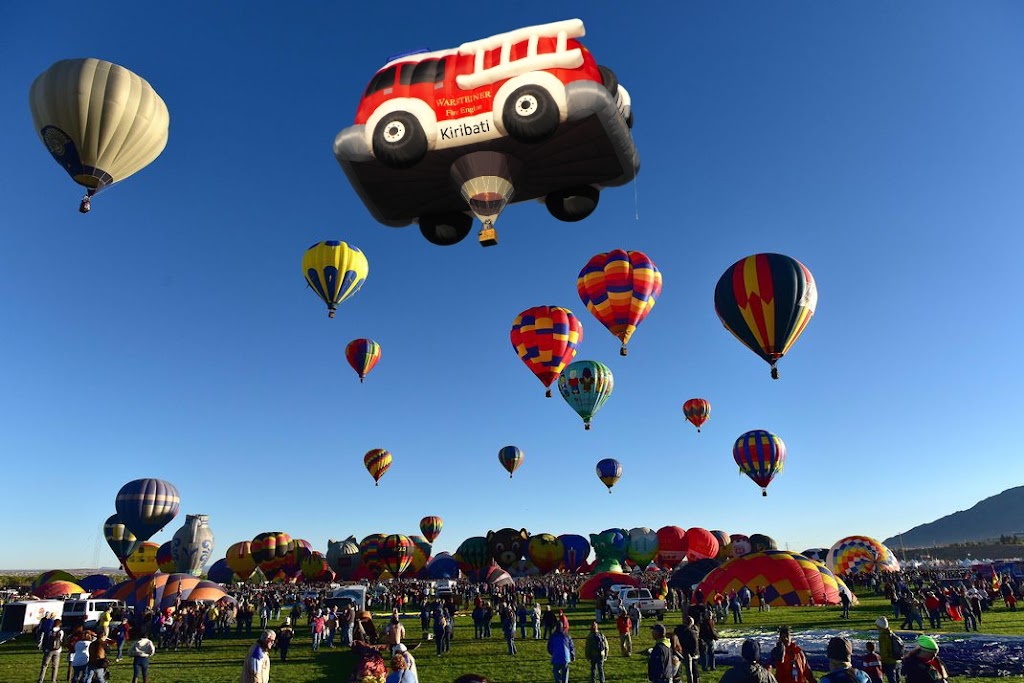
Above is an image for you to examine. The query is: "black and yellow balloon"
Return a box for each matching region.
[29,58,170,213]
[302,241,369,318]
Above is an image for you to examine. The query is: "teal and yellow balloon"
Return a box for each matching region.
[596,458,622,492]
[557,360,614,430]
[302,240,368,318]
[104,513,142,570]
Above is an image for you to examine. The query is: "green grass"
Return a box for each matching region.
[2,596,1020,682]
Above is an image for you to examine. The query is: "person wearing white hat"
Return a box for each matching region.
[393,642,417,677]
[875,617,902,683]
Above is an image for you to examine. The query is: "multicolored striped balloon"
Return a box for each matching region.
[577,249,662,356]
[733,429,786,496]
[381,534,414,578]
[558,360,614,430]
[827,535,901,575]
[250,532,293,575]
[682,398,711,433]
[596,458,623,492]
[364,448,392,486]
[156,541,176,573]
[498,445,524,478]
[345,338,382,383]
[510,306,583,397]
[697,550,855,607]
[359,533,387,578]
[302,240,368,318]
[115,478,180,543]
[714,253,817,379]
[419,516,443,543]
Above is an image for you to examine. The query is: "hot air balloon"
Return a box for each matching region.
[29,58,170,213]
[426,553,458,579]
[577,249,662,355]
[381,534,414,578]
[498,446,524,478]
[359,534,388,578]
[115,479,180,544]
[510,306,583,397]
[455,537,491,575]
[683,398,711,433]
[207,558,238,585]
[409,535,432,576]
[327,537,362,580]
[156,541,176,573]
[714,253,817,379]
[558,360,614,430]
[34,580,84,599]
[527,534,565,575]
[558,534,591,574]
[733,429,786,496]
[300,552,331,582]
[104,514,142,571]
[749,533,778,553]
[684,528,720,562]
[251,532,293,576]
[627,527,659,567]
[595,458,622,492]
[364,448,392,486]
[302,240,368,318]
[225,541,257,581]
[827,536,900,575]
[32,571,76,593]
[170,514,215,577]
[345,338,382,382]
[333,19,638,247]
[656,526,687,569]
[125,542,160,577]
[697,551,856,607]
[282,539,313,579]
[419,516,443,543]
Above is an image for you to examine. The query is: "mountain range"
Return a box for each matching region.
[884,485,1024,548]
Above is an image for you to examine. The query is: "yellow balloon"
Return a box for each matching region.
[124,541,160,576]
[301,241,369,318]
[29,58,170,213]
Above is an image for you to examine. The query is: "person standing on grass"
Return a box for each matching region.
[629,602,642,636]
[840,588,852,620]
[113,619,131,662]
[648,624,675,683]
[311,610,326,651]
[501,602,518,655]
[241,630,275,683]
[548,623,576,683]
[698,612,719,672]
[860,642,884,683]
[674,616,700,683]
[129,632,156,683]
[875,617,902,683]
[276,618,294,662]
[37,617,64,683]
[533,601,543,640]
[616,610,632,656]
[585,621,609,683]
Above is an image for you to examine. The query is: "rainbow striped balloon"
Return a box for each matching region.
[345,338,382,383]
[364,448,392,486]
[733,429,786,496]
[577,249,662,356]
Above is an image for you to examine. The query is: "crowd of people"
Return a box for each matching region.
[23,564,1024,683]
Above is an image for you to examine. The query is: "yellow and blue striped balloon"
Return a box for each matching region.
[302,240,368,318]
[596,458,623,493]
[115,478,180,543]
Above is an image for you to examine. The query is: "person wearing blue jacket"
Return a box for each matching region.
[548,623,576,683]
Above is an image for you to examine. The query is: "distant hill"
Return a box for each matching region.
[885,485,1024,548]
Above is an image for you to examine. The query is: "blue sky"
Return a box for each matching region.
[1,2,1022,570]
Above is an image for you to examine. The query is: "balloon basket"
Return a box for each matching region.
[328,310,336,319]
[478,226,498,247]
[770,366,779,380]
[620,346,628,356]
[584,423,591,431]
[545,388,552,398]
[762,490,767,497]
[79,196,91,213]
[359,377,365,384]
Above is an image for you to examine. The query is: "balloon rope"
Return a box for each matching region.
[632,145,640,220]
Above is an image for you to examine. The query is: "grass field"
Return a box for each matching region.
[3,596,1021,682]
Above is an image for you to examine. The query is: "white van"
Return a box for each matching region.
[60,598,126,630]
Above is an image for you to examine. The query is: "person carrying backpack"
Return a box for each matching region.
[37,618,64,683]
[585,621,609,683]
[770,626,815,683]
[875,617,903,683]
[648,624,674,683]
[819,637,871,683]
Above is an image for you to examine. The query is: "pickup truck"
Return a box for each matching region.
[607,588,666,618]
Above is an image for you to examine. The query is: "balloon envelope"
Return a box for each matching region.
[346,338,382,382]
[714,253,817,379]
[498,446,524,478]
[302,241,368,318]
[104,513,142,565]
[381,534,414,577]
[157,541,176,573]
[115,478,180,543]
[697,551,856,607]
[225,541,257,581]
[527,534,565,575]
[558,534,591,574]
[577,249,662,355]
[510,306,583,396]
[125,542,161,577]
[684,528,720,562]
[29,58,170,211]
[595,458,622,491]
[364,448,392,485]
[33,580,84,599]
[733,430,786,495]
[683,398,711,432]
[827,536,900,575]
[419,516,443,543]
[656,526,687,569]
[559,360,614,429]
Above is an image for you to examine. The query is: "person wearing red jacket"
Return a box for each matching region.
[615,612,632,656]
[769,626,815,683]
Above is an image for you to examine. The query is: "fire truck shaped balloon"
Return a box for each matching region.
[334,18,638,247]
